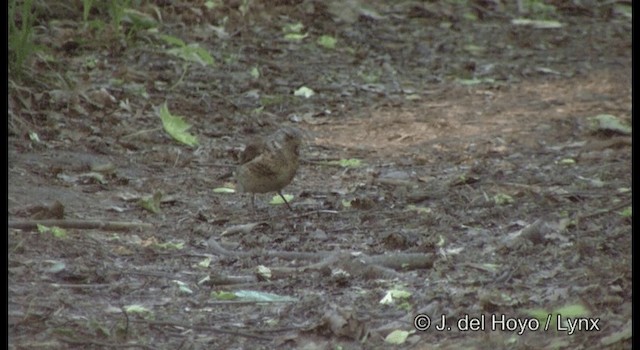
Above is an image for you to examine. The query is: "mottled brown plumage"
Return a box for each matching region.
[236,127,303,210]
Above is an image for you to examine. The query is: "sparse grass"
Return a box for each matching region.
[82,0,157,43]
[9,0,38,78]
[82,0,95,22]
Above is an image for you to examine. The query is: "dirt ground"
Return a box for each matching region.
[8,1,631,349]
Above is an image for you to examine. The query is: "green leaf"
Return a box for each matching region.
[257,265,272,279]
[511,18,564,29]
[463,11,478,21]
[524,308,550,324]
[153,241,185,250]
[160,35,214,66]
[167,44,214,66]
[282,22,304,33]
[159,34,186,47]
[204,1,219,10]
[589,114,631,135]
[28,131,40,142]
[555,304,589,318]
[317,35,337,49]
[43,260,66,273]
[620,207,631,218]
[124,304,153,318]
[50,226,68,238]
[123,8,157,29]
[234,290,297,302]
[493,193,514,205]
[271,194,293,205]
[385,330,411,344]
[159,103,199,147]
[239,0,250,16]
[390,289,412,299]
[80,172,107,184]
[173,280,193,294]
[37,224,67,238]
[456,77,496,85]
[380,288,412,305]
[213,187,236,193]
[211,291,237,300]
[524,303,589,329]
[557,158,576,165]
[250,66,260,79]
[139,191,163,213]
[406,204,431,214]
[463,44,485,55]
[37,224,48,234]
[197,257,212,268]
[328,158,362,168]
[613,3,632,19]
[457,78,482,85]
[284,32,308,41]
[293,86,315,98]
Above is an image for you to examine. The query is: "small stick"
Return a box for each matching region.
[8,219,152,231]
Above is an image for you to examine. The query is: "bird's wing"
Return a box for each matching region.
[243,152,280,179]
[239,139,266,164]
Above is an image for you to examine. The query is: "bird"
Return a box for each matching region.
[235,127,304,211]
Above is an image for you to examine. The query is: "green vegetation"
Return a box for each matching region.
[82,0,158,42]
[159,103,200,147]
[9,0,38,78]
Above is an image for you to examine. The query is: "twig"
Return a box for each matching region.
[577,201,631,220]
[133,320,274,341]
[285,209,339,220]
[58,337,153,349]
[120,127,162,140]
[207,236,436,280]
[8,219,152,231]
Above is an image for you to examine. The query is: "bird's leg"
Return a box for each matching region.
[251,194,257,213]
[277,191,293,211]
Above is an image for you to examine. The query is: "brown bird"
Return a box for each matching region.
[235,127,304,211]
